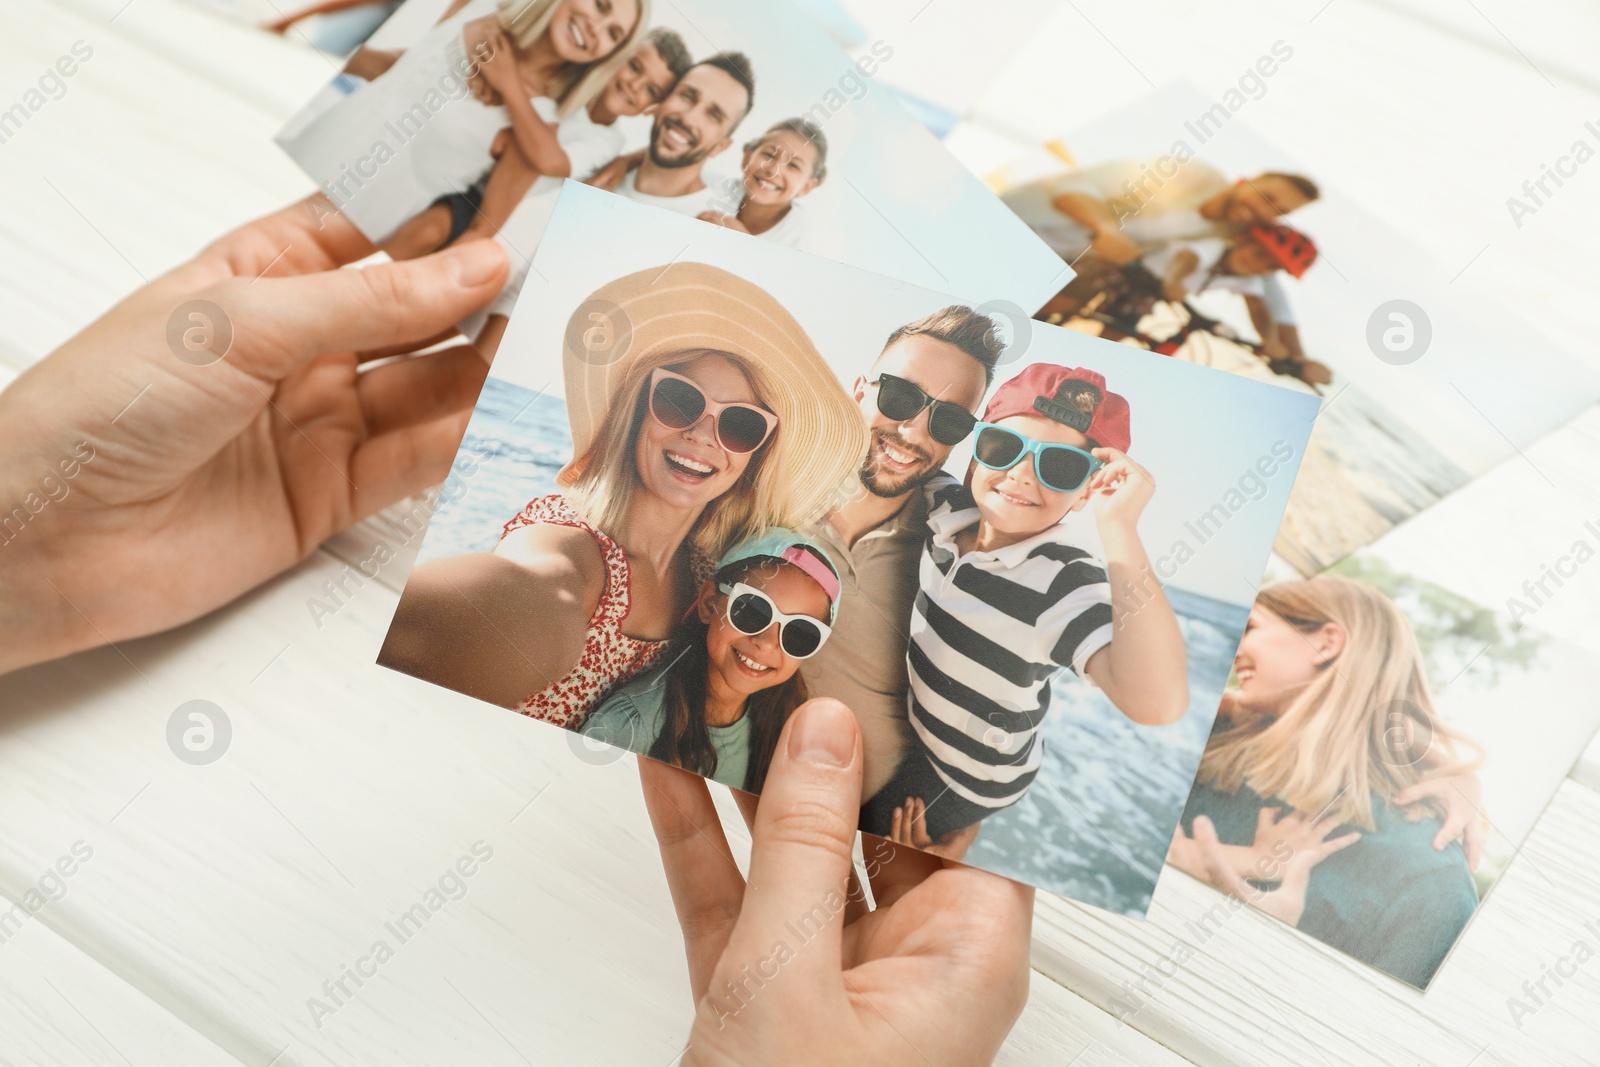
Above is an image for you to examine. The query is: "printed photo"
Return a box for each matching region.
[1165,408,1600,986]
[273,0,1066,357]
[376,183,1318,910]
[954,83,1600,574]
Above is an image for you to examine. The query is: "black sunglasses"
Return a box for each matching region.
[872,373,977,447]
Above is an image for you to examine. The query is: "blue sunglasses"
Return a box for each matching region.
[972,422,1103,493]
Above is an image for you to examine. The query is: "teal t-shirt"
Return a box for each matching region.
[1181,779,1479,988]
[581,663,753,791]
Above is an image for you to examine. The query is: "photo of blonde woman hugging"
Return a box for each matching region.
[379,261,865,729]
[1168,575,1489,988]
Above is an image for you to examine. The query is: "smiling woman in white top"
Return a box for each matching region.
[278,0,648,243]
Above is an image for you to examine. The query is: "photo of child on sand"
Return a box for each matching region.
[273,0,1066,358]
[377,184,1319,911]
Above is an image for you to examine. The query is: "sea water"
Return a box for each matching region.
[422,378,1247,914]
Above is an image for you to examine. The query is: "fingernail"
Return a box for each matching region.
[786,699,856,767]
[448,240,505,287]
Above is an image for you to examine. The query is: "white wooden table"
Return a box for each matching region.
[2,1,1597,1064]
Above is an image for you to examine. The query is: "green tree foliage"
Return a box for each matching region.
[1329,554,1544,686]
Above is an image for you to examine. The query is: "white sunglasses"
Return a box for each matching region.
[718,582,833,659]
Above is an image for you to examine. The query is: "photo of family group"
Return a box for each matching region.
[964,84,1600,575]
[377,185,1318,909]
[273,0,1063,357]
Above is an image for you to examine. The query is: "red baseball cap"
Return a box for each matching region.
[982,364,1131,453]
[1246,223,1317,278]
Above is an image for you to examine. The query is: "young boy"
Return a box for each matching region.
[884,364,1190,858]
[1145,221,1317,304]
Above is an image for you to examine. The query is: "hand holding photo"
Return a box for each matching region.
[378,184,1319,910]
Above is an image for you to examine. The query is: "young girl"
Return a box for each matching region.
[697,118,828,248]
[580,529,840,794]
[279,0,647,243]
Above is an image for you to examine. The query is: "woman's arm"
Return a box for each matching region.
[477,31,572,176]
[586,150,646,191]
[1159,248,1198,302]
[378,522,603,708]
[343,47,403,80]
[1050,192,1139,264]
[460,144,544,243]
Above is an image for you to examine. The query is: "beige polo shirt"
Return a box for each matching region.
[800,490,930,801]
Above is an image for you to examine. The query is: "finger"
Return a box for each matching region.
[1319,832,1361,857]
[216,239,508,381]
[863,832,940,910]
[1431,809,1468,854]
[1465,820,1484,872]
[890,805,904,845]
[1392,781,1436,806]
[193,195,379,280]
[346,408,473,520]
[719,698,861,991]
[1190,817,1247,897]
[639,758,746,1000]
[911,797,931,849]
[357,345,488,439]
[356,326,465,365]
[729,786,866,920]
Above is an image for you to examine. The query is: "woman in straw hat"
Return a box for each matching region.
[1166,576,1486,987]
[282,0,648,244]
[381,262,867,729]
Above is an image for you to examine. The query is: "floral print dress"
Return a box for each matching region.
[502,494,701,729]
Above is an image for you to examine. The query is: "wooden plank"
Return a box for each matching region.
[0,917,243,1067]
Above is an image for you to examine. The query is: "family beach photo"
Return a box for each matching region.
[377,185,1318,910]
[273,0,1065,356]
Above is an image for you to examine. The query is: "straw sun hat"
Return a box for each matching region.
[559,261,868,528]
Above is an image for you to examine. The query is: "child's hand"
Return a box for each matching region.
[463,17,507,105]
[478,29,522,98]
[1161,280,1190,303]
[890,798,980,861]
[1087,448,1155,533]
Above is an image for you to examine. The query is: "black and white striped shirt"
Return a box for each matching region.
[906,480,1114,812]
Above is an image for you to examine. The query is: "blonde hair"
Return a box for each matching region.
[558,350,802,559]
[495,0,650,118]
[1198,576,1483,831]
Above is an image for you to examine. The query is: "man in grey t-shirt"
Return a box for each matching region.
[800,306,1005,812]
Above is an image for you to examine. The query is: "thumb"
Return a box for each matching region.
[719,698,861,991]
[211,239,508,380]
